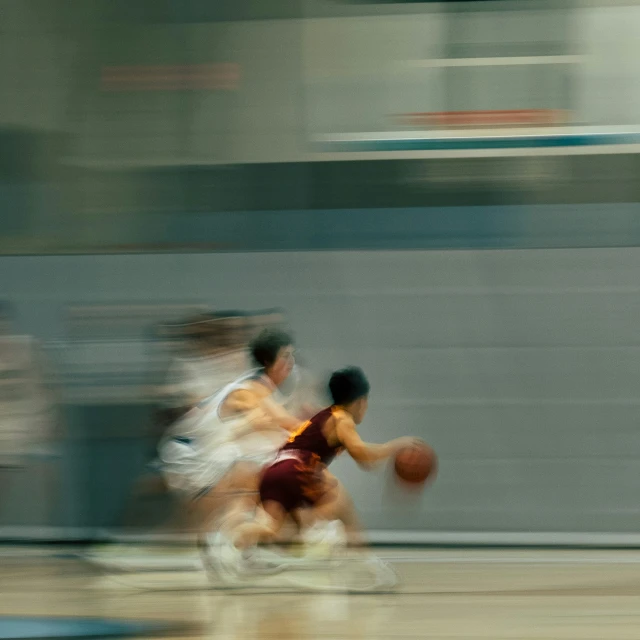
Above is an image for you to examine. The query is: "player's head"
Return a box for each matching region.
[250,327,295,386]
[329,366,370,424]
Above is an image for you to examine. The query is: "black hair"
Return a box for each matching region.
[249,328,293,369]
[329,366,370,406]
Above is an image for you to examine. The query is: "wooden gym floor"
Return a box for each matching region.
[3,546,640,640]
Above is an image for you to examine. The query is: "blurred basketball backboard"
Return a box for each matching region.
[303,1,640,155]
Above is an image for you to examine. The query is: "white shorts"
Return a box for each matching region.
[159,435,279,499]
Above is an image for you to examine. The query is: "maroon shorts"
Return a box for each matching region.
[259,458,328,513]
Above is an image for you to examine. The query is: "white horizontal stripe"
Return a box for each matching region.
[314,125,640,143]
[408,55,583,68]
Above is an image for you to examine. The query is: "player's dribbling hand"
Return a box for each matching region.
[391,436,425,452]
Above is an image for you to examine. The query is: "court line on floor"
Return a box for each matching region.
[6,545,640,567]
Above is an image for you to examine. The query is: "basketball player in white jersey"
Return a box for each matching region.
[159,328,301,545]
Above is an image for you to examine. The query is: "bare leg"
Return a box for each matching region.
[193,461,261,539]
[232,500,287,549]
[313,474,366,547]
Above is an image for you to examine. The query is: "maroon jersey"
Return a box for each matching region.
[280,406,344,467]
[261,406,344,512]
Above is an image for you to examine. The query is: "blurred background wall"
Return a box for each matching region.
[2,0,640,543]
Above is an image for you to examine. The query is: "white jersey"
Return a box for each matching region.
[164,370,261,452]
[158,370,287,496]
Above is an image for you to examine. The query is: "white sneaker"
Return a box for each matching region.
[363,554,398,590]
[302,520,347,560]
[325,521,347,549]
[197,531,243,581]
[239,547,288,575]
[215,531,289,576]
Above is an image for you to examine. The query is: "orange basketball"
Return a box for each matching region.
[394,443,437,485]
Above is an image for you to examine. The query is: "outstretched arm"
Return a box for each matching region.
[260,396,303,431]
[221,389,301,435]
[335,416,419,468]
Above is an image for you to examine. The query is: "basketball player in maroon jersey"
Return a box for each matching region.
[229,366,419,559]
